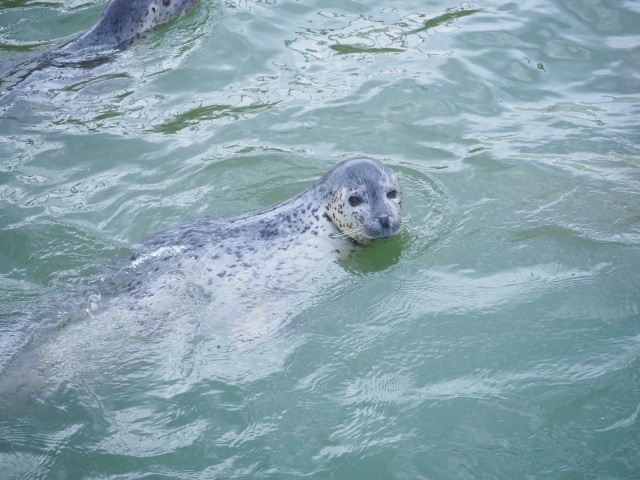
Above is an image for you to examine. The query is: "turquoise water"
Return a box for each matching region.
[1,0,639,478]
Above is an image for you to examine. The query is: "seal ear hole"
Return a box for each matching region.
[163,0,171,6]
[348,196,361,207]
[387,190,398,200]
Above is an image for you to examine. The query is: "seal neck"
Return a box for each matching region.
[220,183,338,242]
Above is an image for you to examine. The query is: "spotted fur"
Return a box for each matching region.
[142,157,403,261]
[0,0,197,93]
[124,158,403,301]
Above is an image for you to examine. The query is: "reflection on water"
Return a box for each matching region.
[1,0,639,478]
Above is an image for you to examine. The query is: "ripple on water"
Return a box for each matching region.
[0,0,639,477]
[396,163,456,256]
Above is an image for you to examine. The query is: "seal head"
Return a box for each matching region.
[322,158,403,244]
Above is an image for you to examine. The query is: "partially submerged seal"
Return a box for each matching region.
[0,158,404,395]
[59,0,198,56]
[129,156,404,295]
[0,0,197,92]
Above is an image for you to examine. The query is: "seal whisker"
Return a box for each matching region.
[331,227,365,241]
[177,3,190,20]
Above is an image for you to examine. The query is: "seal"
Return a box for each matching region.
[0,0,197,92]
[58,0,198,56]
[0,158,404,396]
[118,156,404,340]
[132,156,403,285]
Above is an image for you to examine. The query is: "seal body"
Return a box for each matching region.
[59,0,198,56]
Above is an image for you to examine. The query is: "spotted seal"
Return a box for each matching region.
[116,156,404,341]
[115,158,402,310]
[0,158,404,395]
[58,0,198,56]
[134,156,403,282]
[0,0,197,92]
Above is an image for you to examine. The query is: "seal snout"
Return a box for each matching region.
[377,215,390,229]
[372,213,402,239]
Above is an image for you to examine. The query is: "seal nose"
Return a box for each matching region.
[377,215,390,229]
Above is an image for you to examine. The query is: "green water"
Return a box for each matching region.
[1,0,639,478]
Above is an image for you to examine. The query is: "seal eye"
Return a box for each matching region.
[387,190,397,200]
[163,0,171,6]
[348,196,361,207]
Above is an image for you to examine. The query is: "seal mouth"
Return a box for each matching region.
[347,221,403,245]
[367,216,403,239]
[366,229,401,241]
[378,228,401,239]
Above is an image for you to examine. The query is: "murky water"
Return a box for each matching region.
[1,0,639,478]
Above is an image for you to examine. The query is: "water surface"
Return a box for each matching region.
[1,0,639,478]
